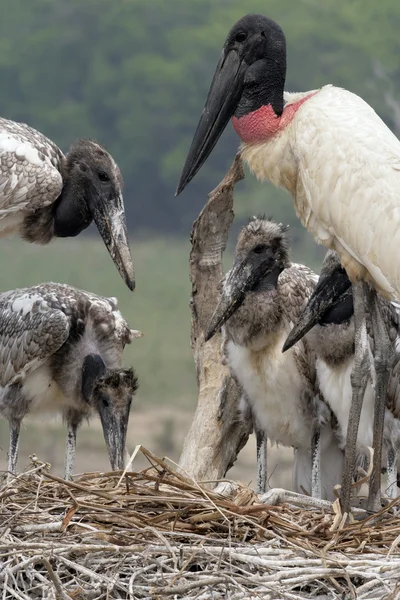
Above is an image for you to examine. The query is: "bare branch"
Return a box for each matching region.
[179,155,250,483]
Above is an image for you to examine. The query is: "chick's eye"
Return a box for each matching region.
[253,244,267,254]
[98,171,110,182]
[102,397,109,408]
[235,32,248,43]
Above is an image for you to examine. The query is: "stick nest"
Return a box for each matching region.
[1,447,400,599]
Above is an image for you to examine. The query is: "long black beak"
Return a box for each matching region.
[282,266,352,353]
[93,194,135,291]
[99,409,128,471]
[176,50,247,195]
[205,257,280,342]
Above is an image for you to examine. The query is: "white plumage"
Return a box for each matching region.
[316,358,375,452]
[0,118,63,234]
[227,328,315,449]
[242,85,400,299]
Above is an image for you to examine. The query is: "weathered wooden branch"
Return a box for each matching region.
[179,155,251,483]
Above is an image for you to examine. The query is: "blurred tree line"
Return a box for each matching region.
[0,0,399,239]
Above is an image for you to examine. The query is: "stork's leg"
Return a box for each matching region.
[256,428,268,493]
[311,425,321,499]
[387,446,397,500]
[8,419,21,476]
[64,420,78,480]
[365,287,394,511]
[341,281,370,515]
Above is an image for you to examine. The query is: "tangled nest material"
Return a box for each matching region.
[1,447,400,599]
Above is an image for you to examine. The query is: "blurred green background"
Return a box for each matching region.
[0,0,399,483]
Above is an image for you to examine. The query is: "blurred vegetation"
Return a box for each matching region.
[0,0,398,239]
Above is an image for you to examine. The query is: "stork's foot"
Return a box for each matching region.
[213,481,239,497]
[259,487,369,523]
[259,487,333,510]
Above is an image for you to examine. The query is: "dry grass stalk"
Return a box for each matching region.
[1,448,400,599]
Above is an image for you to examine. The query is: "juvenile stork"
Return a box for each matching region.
[206,217,343,500]
[0,118,134,290]
[284,251,400,499]
[176,13,400,512]
[0,283,141,479]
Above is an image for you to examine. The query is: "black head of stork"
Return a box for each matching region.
[205,217,289,342]
[82,354,138,470]
[282,251,353,353]
[176,14,286,195]
[54,140,135,291]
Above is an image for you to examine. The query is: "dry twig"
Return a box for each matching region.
[1,451,400,599]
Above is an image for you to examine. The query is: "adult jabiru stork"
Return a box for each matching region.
[176,13,398,514]
[0,118,135,290]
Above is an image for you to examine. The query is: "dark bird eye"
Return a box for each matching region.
[102,398,109,408]
[235,32,248,43]
[253,244,267,254]
[98,171,110,182]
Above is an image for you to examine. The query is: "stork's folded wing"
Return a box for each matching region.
[0,302,70,387]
